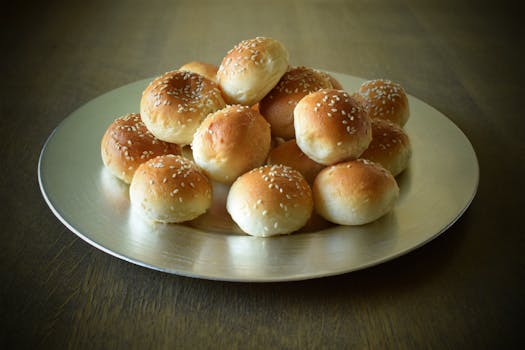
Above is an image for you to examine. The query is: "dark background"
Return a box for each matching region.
[2,0,523,348]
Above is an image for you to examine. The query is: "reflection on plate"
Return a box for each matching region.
[38,72,479,282]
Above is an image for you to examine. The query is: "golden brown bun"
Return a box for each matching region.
[179,61,219,83]
[140,70,226,145]
[361,119,411,176]
[320,71,343,90]
[267,139,325,184]
[192,105,271,184]
[294,89,372,165]
[101,113,182,184]
[259,66,332,139]
[129,155,212,223]
[226,164,313,236]
[356,79,409,126]
[217,37,289,106]
[313,159,399,225]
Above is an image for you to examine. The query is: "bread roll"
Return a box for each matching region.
[179,61,219,83]
[266,139,325,184]
[294,89,372,165]
[313,159,399,225]
[217,37,289,106]
[129,155,212,223]
[320,71,343,90]
[140,70,226,145]
[355,79,409,126]
[192,105,271,184]
[259,66,332,139]
[227,164,313,236]
[101,113,181,184]
[361,119,411,176]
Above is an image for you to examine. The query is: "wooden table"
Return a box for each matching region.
[2,0,522,348]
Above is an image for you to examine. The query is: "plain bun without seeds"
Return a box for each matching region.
[259,66,332,140]
[227,164,313,237]
[313,159,399,225]
[294,89,372,165]
[140,70,226,145]
[101,113,182,184]
[129,155,212,223]
[266,139,325,184]
[217,37,289,106]
[360,119,411,176]
[192,105,271,184]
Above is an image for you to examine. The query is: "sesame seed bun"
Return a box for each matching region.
[259,66,332,139]
[179,61,219,83]
[294,89,372,165]
[356,79,409,126]
[313,159,399,225]
[129,155,212,223]
[266,139,325,184]
[227,164,313,236]
[217,37,289,106]
[100,113,182,184]
[361,119,411,176]
[192,105,271,184]
[320,71,343,90]
[140,70,226,145]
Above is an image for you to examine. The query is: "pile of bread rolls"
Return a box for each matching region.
[101,37,411,237]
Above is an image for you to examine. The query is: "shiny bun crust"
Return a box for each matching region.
[226,164,313,236]
[140,70,226,145]
[294,89,372,165]
[356,79,409,126]
[129,155,212,223]
[267,139,325,184]
[101,113,182,184]
[217,37,289,106]
[192,105,271,184]
[313,159,399,225]
[179,61,219,83]
[361,119,411,176]
[259,66,332,139]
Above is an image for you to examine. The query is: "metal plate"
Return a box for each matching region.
[38,72,479,282]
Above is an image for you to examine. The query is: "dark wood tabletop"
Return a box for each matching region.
[2,0,523,348]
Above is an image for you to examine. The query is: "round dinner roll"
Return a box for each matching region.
[320,71,343,90]
[356,79,409,126]
[267,139,325,184]
[192,105,271,184]
[361,119,411,176]
[217,37,289,106]
[140,70,226,145]
[227,164,313,236]
[101,113,182,184]
[294,89,372,165]
[179,61,218,83]
[259,66,332,139]
[129,155,212,223]
[313,159,399,225]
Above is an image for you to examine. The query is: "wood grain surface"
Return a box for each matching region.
[2,0,523,348]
